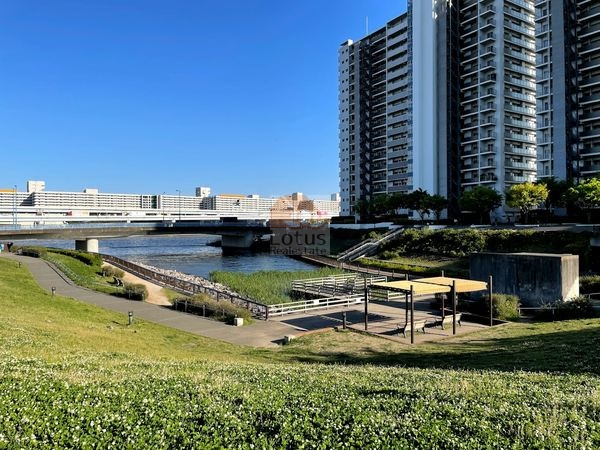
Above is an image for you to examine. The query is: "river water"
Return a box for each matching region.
[12,235,317,279]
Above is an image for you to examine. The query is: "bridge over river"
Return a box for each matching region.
[0,219,271,251]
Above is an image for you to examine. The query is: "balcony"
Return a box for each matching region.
[505,75,536,89]
[579,129,600,139]
[505,103,536,116]
[579,74,600,88]
[506,0,535,13]
[505,146,537,157]
[505,63,536,76]
[505,48,536,64]
[505,174,534,183]
[579,163,600,174]
[505,131,536,142]
[505,160,536,170]
[505,89,536,102]
[504,8,534,24]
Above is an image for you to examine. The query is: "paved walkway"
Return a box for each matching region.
[1,253,298,348]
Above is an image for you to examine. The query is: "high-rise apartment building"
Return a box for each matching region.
[339,0,600,218]
[535,0,600,181]
[340,0,538,216]
[338,3,438,216]
[458,0,537,193]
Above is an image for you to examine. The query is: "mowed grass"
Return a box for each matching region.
[0,257,260,366]
[2,256,600,448]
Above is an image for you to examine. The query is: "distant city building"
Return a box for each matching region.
[338,0,600,217]
[26,180,45,193]
[195,186,211,198]
[0,183,340,224]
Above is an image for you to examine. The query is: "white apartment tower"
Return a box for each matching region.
[459,0,537,193]
[339,0,539,217]
[338,3,438,216]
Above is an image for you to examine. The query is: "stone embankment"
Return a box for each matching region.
[133,262,243,299]
[101,254,269,318]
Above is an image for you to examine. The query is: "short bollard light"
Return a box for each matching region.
[128,311,134,325]
[51,287,56,296]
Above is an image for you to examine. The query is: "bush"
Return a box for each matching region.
[580,275,600,294]
[19,246,47,258]
[472,294,520,322]
[173,294,253,323]
[492,294,521,321]
[101,265,125,279]
[47,248,102,267]
[123,283,148,301]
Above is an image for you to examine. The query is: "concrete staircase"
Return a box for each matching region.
[337,227,404,262]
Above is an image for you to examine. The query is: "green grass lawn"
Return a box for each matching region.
[2,256,600,448]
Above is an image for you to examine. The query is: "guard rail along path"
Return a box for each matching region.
[100,254,271,319]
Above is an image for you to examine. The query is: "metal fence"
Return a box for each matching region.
[100,253,270,319]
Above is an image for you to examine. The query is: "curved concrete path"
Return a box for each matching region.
[1,253,299,348]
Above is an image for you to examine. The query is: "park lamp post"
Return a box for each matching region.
[13,185,17,229]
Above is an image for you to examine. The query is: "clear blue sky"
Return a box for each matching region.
[0,0,407,198]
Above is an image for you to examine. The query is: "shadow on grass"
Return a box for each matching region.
[284,322,600,376]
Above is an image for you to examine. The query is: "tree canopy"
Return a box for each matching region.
[505,182,548,223]
[566,177,600,222]
[459,186,502,224]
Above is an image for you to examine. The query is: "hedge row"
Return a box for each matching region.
[380,229,593,267]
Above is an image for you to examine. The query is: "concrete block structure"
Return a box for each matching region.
[470,252,579,306]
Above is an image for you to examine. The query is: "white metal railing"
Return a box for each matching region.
[267,294,365,317]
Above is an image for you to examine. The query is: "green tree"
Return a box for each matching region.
[427,194,448,222]
[406,189,431,222]
[371,194,391,217]
[505,182,548,224]
[566,177,600,223]
[535,177,571,213]
[388,192,408,212]
[459,186,502,224]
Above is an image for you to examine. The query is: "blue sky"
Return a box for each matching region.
[0,0,407,198]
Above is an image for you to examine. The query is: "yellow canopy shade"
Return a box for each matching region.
[417,276,488,293]
[371,276,488,295]
[371,280,451,295]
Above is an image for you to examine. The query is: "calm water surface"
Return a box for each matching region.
[13,235,316,279]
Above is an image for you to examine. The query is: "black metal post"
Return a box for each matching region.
[441,294,445,320]
[405,293,408,324]
[410,285,415,344]
[342,311,347,329]
[488,274,493,327]
[452,280,457,335]
[364,278,368,331]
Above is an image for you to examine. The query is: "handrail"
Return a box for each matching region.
[100,253,270,319]
[267,294,365,317]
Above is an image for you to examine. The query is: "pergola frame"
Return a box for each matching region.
[369,276,492,344]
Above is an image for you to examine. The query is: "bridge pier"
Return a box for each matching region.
[221,232,256,249]
[75,238,99,253]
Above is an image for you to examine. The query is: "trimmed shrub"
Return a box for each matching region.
[19,246,47,258]
[533,297,596,321]
[492,294,521,322]
[101,265,125,279]
[173,294,253,323]
[580,275,600,294]
[123,283,148,301]
[48,248,102,267]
